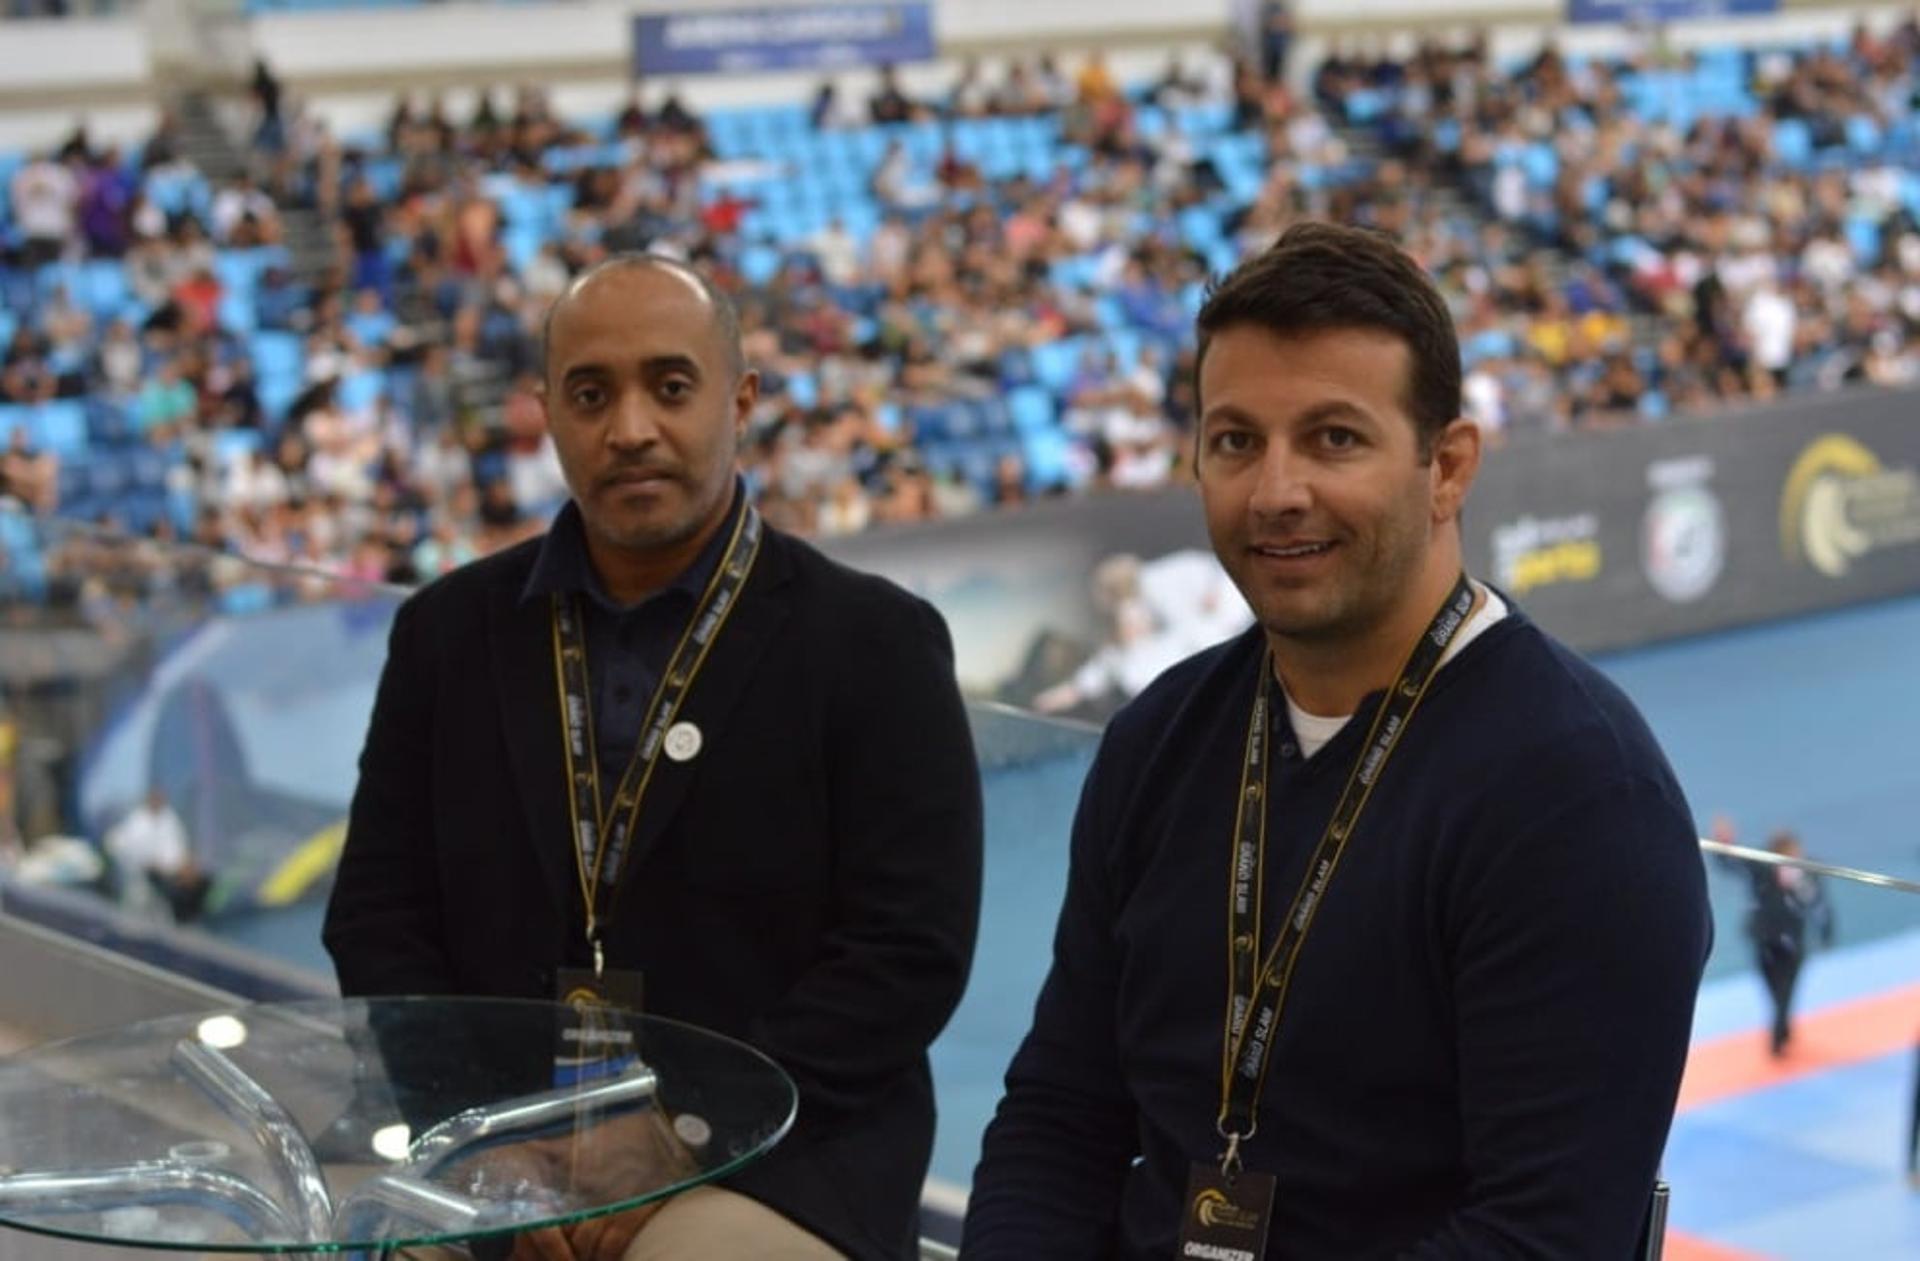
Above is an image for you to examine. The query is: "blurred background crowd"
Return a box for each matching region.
[2,13,1918,592]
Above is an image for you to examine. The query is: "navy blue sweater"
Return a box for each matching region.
[964,610,1711,1260]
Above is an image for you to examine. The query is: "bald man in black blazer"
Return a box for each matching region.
[325,256,982,1261]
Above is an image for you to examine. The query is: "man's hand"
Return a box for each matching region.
[507,1202,665,1261]
[493,1107,695,1261]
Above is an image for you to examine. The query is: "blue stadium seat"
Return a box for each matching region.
[1007,386,1056,435]
[55,460,88,505]
[1521,144,1559,189]
[145,168,209,219]
[0,506,34,553]
[219,287,257,333]
[337,371,388,414]
[739,246,781,287]
[1773,118,1813,169]
[953,439,998,492]
[259,374,304,425]
[127,446,170,490]
[30,401,88,459]
[214,428,264,466]
[940,401,980,441]
[348,309,397,346]
[85,399,134,448]
[215,251,262,297]
[1845,115,1882,157]
[1464,329,1519,366]
[503,223,547,273]
[908,404,950,443]
[1029,339,1085,393]
[1175,103,1233,137]
[87,451,131,499]
[1048,255,1099,292]
[1178,206,1224,252]
[79,260,130,319]
[251,330,304,381]
[973,396,1014,437]
[785,371,819,408]
[1020,428,1075,490]
[1342,89,1387,125]
[1844,217,1881,264]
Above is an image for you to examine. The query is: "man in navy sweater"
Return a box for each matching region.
[963,223,1711,1259]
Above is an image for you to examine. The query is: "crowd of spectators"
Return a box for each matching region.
[2,17,1918,589]
[1313,21,1920,436]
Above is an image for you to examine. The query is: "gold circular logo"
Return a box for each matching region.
[1194,1188,1230,1228]
[1780,434,1882,578]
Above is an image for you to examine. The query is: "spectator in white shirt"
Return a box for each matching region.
[1742,279,1798,386]
[11,155,79,267]
[104,787,208,922]
[810,219,864,287]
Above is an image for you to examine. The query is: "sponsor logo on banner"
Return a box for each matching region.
[1780,435,1920,578]
[1491,513,1603,595]
[633,4,935,76]
[1642,456,1726,603]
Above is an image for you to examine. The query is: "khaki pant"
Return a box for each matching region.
[391,1187,845,1261]
[625,1186,845,1260]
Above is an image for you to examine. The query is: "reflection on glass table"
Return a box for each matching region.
[0,998,796,1252]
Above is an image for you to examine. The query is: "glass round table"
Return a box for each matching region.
[0,998,796,1253]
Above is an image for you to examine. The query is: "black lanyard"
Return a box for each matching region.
[1216,574,1475,1173]
[550,505,763,974]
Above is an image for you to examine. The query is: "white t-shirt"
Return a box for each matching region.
[11,159,77,242]
[105,803,190,876]
[1742,288,1797,372]
[1285,583,1511,759]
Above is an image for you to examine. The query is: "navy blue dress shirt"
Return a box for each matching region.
[520,485,744,794]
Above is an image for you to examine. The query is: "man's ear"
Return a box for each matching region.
[1428,417,1482,526]
[733,369,760,438]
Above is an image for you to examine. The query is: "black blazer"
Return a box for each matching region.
[323,525,984,1260]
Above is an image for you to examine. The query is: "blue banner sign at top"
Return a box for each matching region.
[1567,0,1777,23]
[634,4,937,76]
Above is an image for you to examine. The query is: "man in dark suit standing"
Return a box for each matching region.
[324,254,983,1260]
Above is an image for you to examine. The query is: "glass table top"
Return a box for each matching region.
[0,998,796,1252]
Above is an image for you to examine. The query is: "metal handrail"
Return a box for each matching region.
[1700,839,1920,896]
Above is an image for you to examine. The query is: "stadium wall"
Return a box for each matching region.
[821,386,1920,696]
[1,0,1913,149]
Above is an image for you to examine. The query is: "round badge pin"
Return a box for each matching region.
[664,721,703,763]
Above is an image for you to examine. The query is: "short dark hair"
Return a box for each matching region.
[539,252,746,382]
[1194,221,1461,456]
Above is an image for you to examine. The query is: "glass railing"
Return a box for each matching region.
[3,500,1918,1257]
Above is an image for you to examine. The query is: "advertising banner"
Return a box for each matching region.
[633,4,936,77]
[1465,387,1920,654]
[1566,0,1777,25]
[822,387,1920,715]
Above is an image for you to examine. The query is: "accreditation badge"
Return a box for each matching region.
[552,967,645,1088]
[1176,1164,1275,1261]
